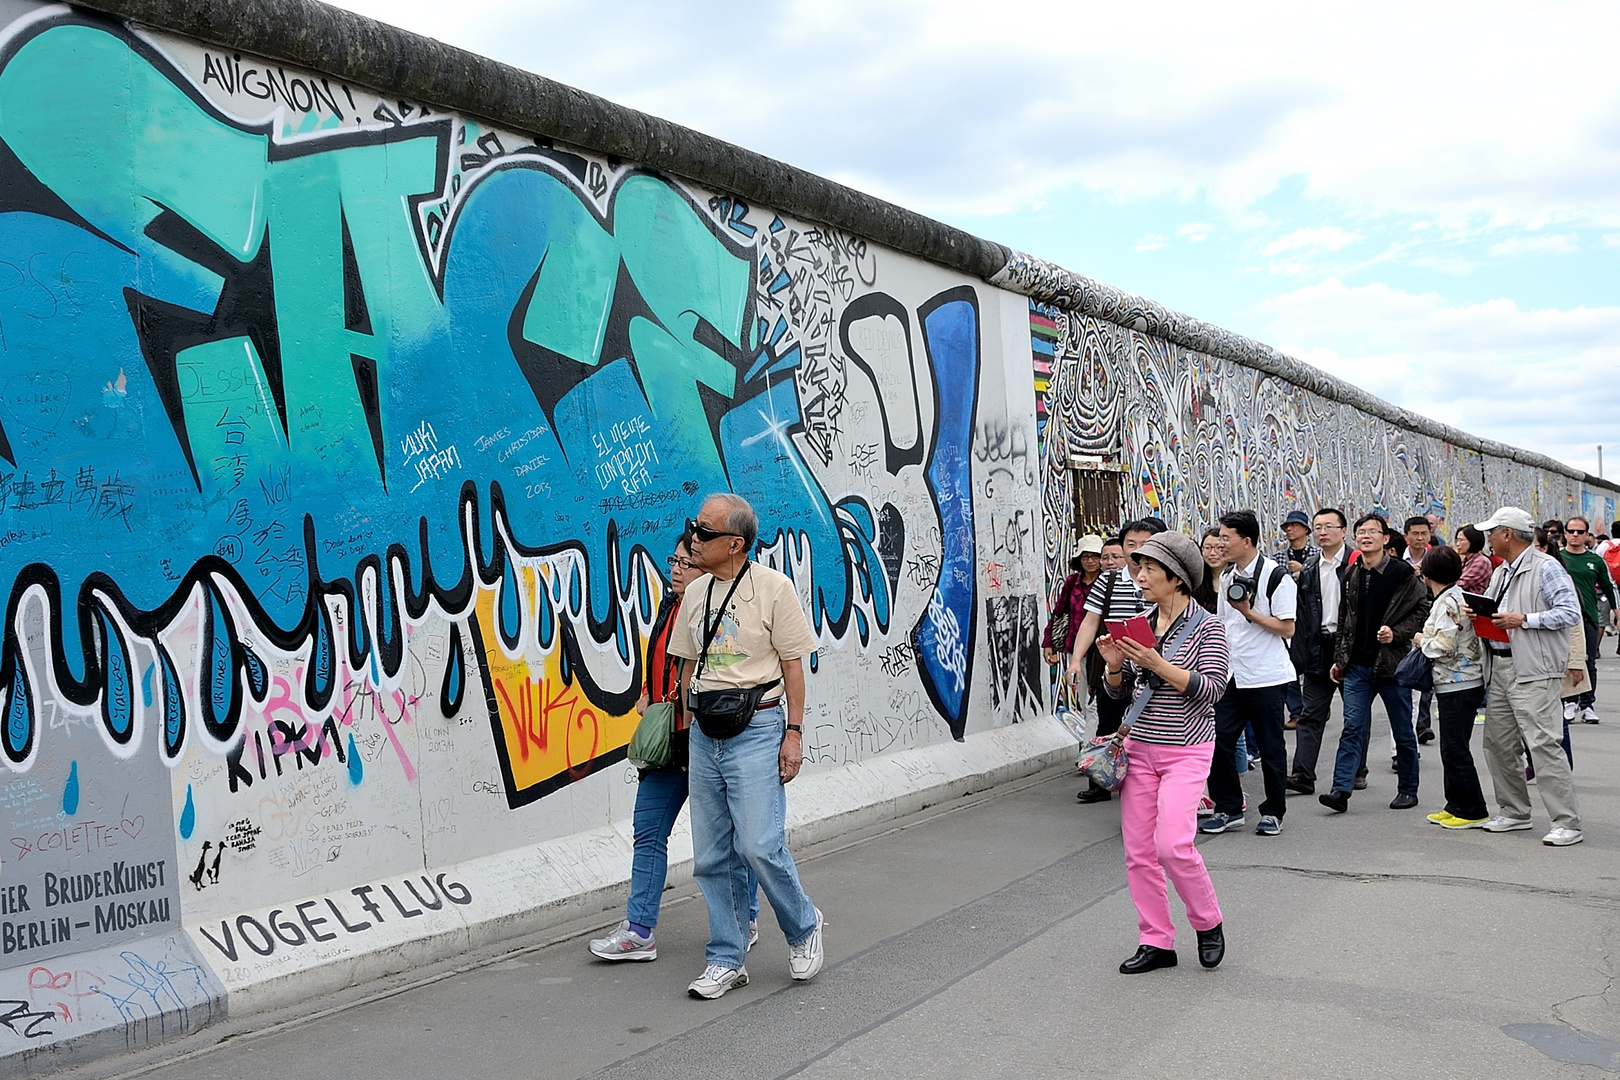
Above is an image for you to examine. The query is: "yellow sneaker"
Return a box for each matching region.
[1426,811,1452,825]
[1440,814,1488,830]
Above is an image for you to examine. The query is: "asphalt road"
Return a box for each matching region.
[59,655,1620,1080]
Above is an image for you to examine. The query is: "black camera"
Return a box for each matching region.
[1225,572,1259,605]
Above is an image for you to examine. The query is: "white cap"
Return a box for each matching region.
[1474,507,1535,533]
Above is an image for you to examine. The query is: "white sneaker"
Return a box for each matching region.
[747,918,759,951]
[788,907,825,981]
[1582,706,1600,724]
[588,921,657,961]
[1563,701,1578,721]
[1542,827,1584,846]
[687,964,748,999]
[1482,815,1534,832]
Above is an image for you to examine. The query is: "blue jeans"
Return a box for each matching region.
[1333,664,1418,796]
[626,765,758,929]
[688,704,817,968]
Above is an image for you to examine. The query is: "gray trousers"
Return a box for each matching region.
[1482,655,1581,830]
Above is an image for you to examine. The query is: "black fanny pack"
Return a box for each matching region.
[689,563,779,739]
[692,679,780,739]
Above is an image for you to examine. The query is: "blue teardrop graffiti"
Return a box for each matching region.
[61,760,79,815]
[912,287,982,740]
[306,600,336,711]
[95,606,133,744]
[199,583,242,744]
[346,732,363,785]
[499,556,522,651]
[440,623,465,718]
[179,783,195,839]
[159,645,186,760]
[4,645,34,766]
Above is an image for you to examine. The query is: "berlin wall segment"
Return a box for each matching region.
[0,3,1048,1067]
[1029,302,1620,590]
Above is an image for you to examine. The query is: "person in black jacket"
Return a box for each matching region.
[1319,513,1432,814]
[1286,509,1354,795]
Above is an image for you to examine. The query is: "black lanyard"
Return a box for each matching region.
[698,562,751,681]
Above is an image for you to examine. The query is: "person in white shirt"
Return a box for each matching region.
[1200,511,1297,838]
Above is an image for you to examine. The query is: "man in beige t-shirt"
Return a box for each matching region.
[668,493,825,999]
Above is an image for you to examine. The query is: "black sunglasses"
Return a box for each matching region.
[686,518,741,544]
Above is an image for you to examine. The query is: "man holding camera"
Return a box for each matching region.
[1202,510,1297,837]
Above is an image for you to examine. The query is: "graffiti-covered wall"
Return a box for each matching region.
[1030,305,1620,588]
[0,5,1046,1063]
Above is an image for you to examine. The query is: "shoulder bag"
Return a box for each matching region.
[1079,604,1210,792]
[689,564,780,739]
[627,702,677,769]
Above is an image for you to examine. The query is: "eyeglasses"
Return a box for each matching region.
[666,556,695,569]
[1567,528,1588,535]
[686,518,741,544]
[1313,523,1344,530]
[1354,529,1385,539]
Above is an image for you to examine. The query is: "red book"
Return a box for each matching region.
[1473,616,1510,644]
[1105,616,1158,650]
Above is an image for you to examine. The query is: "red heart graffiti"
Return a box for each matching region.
[120,817,145,839]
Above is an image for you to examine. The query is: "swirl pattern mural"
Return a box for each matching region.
[1032,302,1602,594]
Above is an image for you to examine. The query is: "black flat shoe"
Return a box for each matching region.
[1076,787,1112,803]
[1196,923,1225,969]
[1319,790,1349,813]
[1119,945,1178,974]
[1417,729,1436,744]
[1389,793,1419,810]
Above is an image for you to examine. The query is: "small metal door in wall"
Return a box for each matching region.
[1071,462,1125,536]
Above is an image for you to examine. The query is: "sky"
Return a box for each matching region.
[328,0,1620,477]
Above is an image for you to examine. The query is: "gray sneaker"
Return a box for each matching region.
[687,964,748,999]
[748,918,759,950]
[1482,815,1533,833]
[1255,814,1282,836]
[788,907,825,981]
[589,920,657,961]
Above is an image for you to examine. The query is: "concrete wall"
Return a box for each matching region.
[0,5,1056,1070]
[0,1,1615,1072]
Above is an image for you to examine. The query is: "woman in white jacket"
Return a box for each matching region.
[1412,547,1487,828]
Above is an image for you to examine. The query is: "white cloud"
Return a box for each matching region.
[1604,233,1620,248]
[1252,279,1620,474]
[324,0,1620,227]
[1178,222,1214,242]
[1488,233,1580,256]
[1263,226,1360,256]
[1134,234,1166,252]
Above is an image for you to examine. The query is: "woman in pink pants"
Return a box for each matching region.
[1096,531,1231,975]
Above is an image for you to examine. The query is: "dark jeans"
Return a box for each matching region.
[1436,685,1488,820]
[1332,664,1418,797]
[1210,681,1288,819]
[1290,671,1340,783]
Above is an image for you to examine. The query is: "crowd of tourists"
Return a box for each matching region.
[1045,507,1619,974]
[576,493,1618,990]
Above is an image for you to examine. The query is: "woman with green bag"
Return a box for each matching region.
[589,533,759,961]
